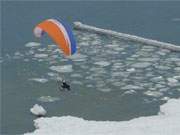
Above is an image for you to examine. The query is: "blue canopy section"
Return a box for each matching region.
[58,19,77,55]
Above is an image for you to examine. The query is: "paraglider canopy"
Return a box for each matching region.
[34,19,77,56]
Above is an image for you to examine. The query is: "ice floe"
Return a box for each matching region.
[68,53,87,61]
[121,90,137,96]
[29,78,48,83]
[34,54,48,59]
[25,98,180,135]
[30,104,47,117]
[126,68,135,72]
[25,42,41,48]
[131,62,152,68]
[49,65,73,73]
[38,96,60,103]
[94,61,111,67]
[144,91,163,98]
[122,85,143,90]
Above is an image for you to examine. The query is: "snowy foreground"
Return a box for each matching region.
[25,98,180,135]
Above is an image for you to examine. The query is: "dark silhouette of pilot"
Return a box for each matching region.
[57,79,71,91]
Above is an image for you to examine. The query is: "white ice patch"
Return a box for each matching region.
[70,73,82,78]
[25,98,180,135]
[99,88,112,92]
[131,62,151,68]
[144,91,163,98]
[34,54,48,59]
[167,78,178,83]
[126,68,135,72]
[13,51,24,59]
[29,78,48,83]
[167,78,179,87]
[37,48,46,52]
[151,76,164,82]
[47,72,58,77]
[25,42,41,47]
[38,96,60,103]
[94,61,111,67]
[49,65,73,73]
[138,57,159,62]
[68,53,87,61]
[72,80,83,85]
[30,104,47,116]
[121,90,137,96]
[122,85,143,90]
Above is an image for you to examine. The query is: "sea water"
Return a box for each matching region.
[1,1,180,134]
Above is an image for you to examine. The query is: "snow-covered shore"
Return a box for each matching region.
[25,98,180,135]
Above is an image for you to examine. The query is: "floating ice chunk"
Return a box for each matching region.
[99,88,111,92]
[174,67,180,71]
[176,62,180,66]
[173,76,180,80]
[151,76,164,82]
[70,73,82,78]
[28,50,35,55]
[91,40,101,45]
[29,78,48,83]
[126,68,135,72]
[49,65,73,73]
[86,84,94,88]
[112,82,123,87]
[94,61,111,67]
[68,53,87,61]
[168,58,180,62]
[79,41,90,46]
[155,65,171,70]
[131,62,151,68]
[72,80,83,85]
[47,72,58,77]
[167,78,178,83]
[30,104,46,117]
[161,97,170,101]
[14,51,22,56]
[37,48,46,52]
[157,51,166,56]
[138,57,159,62]
[25,42,41,47]
[122,85,143,90]
[105,44,119,48]
[47,44,57,48]
[50,55,59,59]
[122,90,137,96]
[34,54,48,59]
[144,91,163,98]
[167,78,179,86]
[112,47,124,52]
[25,98,180,135]
[24,59,29,62]
[38,96,60,103]
[13,51,24,59]
[52,49,61,54]
[96,81,106,88]
[155,84,165,89]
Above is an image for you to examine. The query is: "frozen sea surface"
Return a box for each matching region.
[3,30,180,100]
[25,98,180,135]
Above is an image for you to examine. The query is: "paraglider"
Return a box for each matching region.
[34,19,77,56]
[34,19,76,91]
